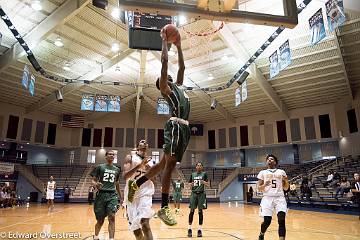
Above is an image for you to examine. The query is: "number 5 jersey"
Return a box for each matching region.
[257,169,287,197]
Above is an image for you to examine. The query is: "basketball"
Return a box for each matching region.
[162,24,181,44]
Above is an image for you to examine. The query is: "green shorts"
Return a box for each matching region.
[189,192,207,210]
[94,191,119,220]
[173,192,182,202]
[163,120,190,162]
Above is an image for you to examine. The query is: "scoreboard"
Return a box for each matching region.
[128,12,173,30]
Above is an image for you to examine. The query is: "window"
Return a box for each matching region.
[112,150,118,164]
[69,151,75,164]
[87,150,96,164]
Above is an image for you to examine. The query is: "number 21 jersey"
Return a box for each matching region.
[257,169,287,197]
[91,163,120,191]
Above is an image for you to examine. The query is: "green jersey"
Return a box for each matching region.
[172,181,184,193]
[162,82,190,120]
[189,171,208,193]
[90,163,120,192]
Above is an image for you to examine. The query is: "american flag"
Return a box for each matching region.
[61,114,85,128]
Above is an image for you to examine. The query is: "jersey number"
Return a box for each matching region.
[194,180,201,187]
[103,173,115,183]
[134,170,146,180]
[272,180,277,188]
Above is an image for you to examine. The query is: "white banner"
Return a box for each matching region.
[241,80,248,102]
[0,162,15,174]
[235,88,241,107]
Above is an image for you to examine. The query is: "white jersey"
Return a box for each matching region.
[124,154,154,199]
[47,181,56,192]
[257,169,287,197]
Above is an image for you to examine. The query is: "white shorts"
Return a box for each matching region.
[46,191,54,200]
[126,195,154,231]
[259,196,287,217]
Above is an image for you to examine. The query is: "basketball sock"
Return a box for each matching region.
[93,236,99,240]
[198,225,202,231]
[188,225,192,230]
[136,176,149,187]
[161,193,169,208]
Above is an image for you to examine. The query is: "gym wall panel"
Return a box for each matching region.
[276,120,287,143]
[218,128,226,148]
[229,127,237,147]
[264,124,274,144]
[347,109,358,133]
[70,128,81,147]
[104,127,113,147]
[93,128,102,147]
[82,128,91,147]
[0,115,4,138]
[21,118,32,141]
[208,130,216,149]
[240,125,249,146]
[290,118,301,141]
[147,129,155,148]
[126,128,134,148]
[7,115,19,139]
[137,128,145,144]
[252,126,261,145]
[115,128,124,147]
[158,129,164,149]
[319,114,332,138]
[46,123,57,145]
[34,121,45,143]
[304,116,316,140]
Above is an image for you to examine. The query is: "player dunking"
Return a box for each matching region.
[257,154,289,240]
[123,140,154,240]
[90,150,121,240]
[127,26,190,226]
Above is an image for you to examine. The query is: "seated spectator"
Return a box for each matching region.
[0,186,6,208]
[350,173,360,220]
[300,182,312,201]
[334,176,351,198]
[289,182,297,196]
[323,170,334,187]
[330,170,341,188]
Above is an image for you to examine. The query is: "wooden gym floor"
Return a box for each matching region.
[0,203,359,240]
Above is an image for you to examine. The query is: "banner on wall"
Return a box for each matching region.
[309,8,326,45]
[241,80,248,101]
[29,74,35,96]
[269,50,280,79]
[326,0,346,32]
[157,97,170,115]
[279,40,292,71]
[81,94,94,111]
[235,88,241,107]
[107,95,121,112]
[189,124,204,136]
[95,95,108,112]
[0,163,14,174]
[21,65,29,89]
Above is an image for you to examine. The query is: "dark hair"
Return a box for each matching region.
[105,150,115,156]
[196,162,203,167]
[266,154,278,164]
[156,75,173,90]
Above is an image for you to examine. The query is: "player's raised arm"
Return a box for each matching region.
[159,32,171,96]
[174,41,185,86]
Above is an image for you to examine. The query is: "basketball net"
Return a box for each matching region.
[180,20,224,62]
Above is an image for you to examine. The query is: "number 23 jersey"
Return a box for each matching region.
[91,163,121,192]
[257,169,287,197]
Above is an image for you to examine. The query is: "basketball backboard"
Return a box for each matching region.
[118,0,298,28]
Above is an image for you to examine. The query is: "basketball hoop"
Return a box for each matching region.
[180,20,224,62]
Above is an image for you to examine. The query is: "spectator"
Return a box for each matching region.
[64,185,71,203]
[334,177,351,198]
[300,182,312,201]
[248,186,254,202]
[350,173,360,220]
[330,170,341,188]
[323,170,334,187]
[88,186,95,205]
[0,186,6,208]
[289,182,297,196]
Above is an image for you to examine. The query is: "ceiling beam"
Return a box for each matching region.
[334,30,353,99]
[25,48,135,113]
[0,0,91,73]
[134,50,148,144]
[217,23,288,117]
[152,51,236,123]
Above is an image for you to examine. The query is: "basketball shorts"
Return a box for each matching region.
[259,196,287,217]
[126,195,154,231]
[189,192,207,210]
[163,120,190,162]
[46,190,54,200]
[94,191,119,220]
[173,192,182,202]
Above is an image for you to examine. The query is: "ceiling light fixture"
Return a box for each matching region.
[54,37,64,47]
[207,73,214,80]
[31,0,42,11]
[111,7,120,19]
[63,62,71,71]
[111,42,120,52]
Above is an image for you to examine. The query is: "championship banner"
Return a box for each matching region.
[279,40,292,71]
[157,97,170,115]
[326,0,346,32]
[0,162,14,174]
[81,94,94,111]
[309,8,326,45]
[22,65,29,89]
[189,124,204,136]
[269,50,280,79]
[95,95,108,112]
[241,80,248,102]
[108,95,121,112]
[29,74,35,96]
[235,88,241,107]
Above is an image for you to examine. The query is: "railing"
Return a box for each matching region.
[78,166,94,197]
[15,164,44,192]
[218,167,240,194]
